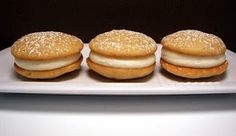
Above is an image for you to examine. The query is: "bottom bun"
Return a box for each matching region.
[160,59,228,79]
[87,58,156,80]
[14,56,83,79]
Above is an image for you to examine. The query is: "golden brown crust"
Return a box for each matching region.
[161,30,226,56]
[87,58,156,79]
[14,56,83,79]
[160,59,228,79]
[89,30,157,57]
[11,31,84,60]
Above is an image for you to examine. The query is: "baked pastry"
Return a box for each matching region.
[161,30,228,79]
[87,29,157,79]
[11,31,83,79]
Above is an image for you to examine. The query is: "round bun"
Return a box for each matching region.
[160,30,228,79]
[11,31,83,60]
[161,30,226,56]
[89,29,157,57]
[87,58,155,80]
[87,29,157,79]
[161,59,228,79]
[14,56,83,79]
[11,31,84,79]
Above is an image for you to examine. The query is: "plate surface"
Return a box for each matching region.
[0,44,236,95]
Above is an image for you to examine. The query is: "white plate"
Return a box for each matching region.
[0,44,236,95]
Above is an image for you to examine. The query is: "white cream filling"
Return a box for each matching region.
[15,54,81,70]
[161,48,226,68]
[89,52,156,68]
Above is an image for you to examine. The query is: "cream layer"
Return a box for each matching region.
[161,48,226,68]
[15,54,81,70]
[89,52,156,68]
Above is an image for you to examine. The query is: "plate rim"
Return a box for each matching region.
[1,45,236,95]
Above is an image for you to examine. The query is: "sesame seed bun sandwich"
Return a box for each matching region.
[11,31,84,79]
[87,29,158,80]
[160,30,228,79]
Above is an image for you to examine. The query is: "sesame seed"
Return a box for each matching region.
[89,30,157,56]
[161,30,226,56]
[11,31,83,59]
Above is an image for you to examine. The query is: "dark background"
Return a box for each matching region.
[0,0,235,51]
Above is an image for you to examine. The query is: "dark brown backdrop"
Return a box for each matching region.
[1,0,235,51]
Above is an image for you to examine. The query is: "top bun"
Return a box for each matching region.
[161,30,226,56]
[89,30,157,57]
[11,31,83,60]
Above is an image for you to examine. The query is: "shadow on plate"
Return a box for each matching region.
[86,69,154,82]
[159,68,227,82]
